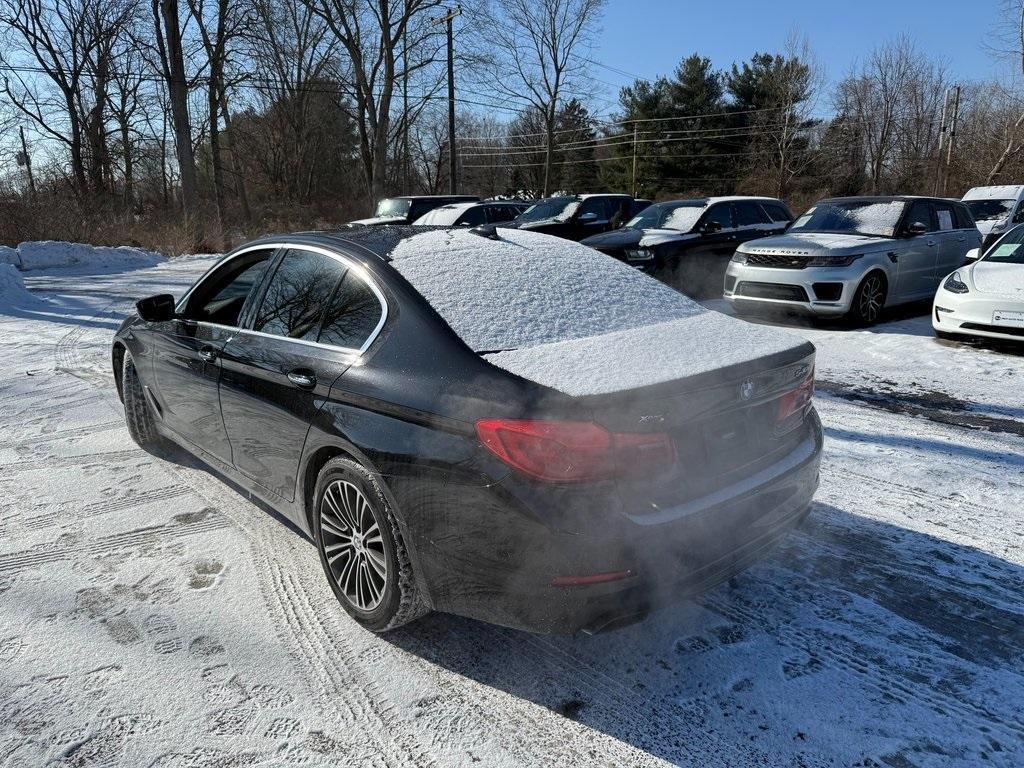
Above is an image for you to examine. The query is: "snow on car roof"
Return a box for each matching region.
[388,228,808,396]
[962,185,1024,201]
[413,202,478,226]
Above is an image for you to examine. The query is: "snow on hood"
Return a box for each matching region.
[389,228,808,396]
[740,232,893,256]
[963,185,1024,201]
[638,229,699,248]
[349,216,408,226]
[970,260,1024,296]
[974,219,1003,237]
[0,246,20,268]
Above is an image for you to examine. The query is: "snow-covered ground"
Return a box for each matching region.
[0,255,1022,767]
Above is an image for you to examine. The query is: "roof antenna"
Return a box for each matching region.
[469,224,501,240]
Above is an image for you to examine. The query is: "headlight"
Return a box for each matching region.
[731,252,748,264]
[806,253,863,267]
[625,249,653,261]
[943,271,969,294]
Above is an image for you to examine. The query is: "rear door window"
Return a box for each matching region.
[318,272,384,350]
[250,249,346,341]
[933,201,956,231]
[734,201,772,227]
[759,202,791,222]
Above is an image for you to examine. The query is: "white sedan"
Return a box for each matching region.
[933,224,1024,342]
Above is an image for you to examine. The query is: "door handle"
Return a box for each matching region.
[926,240,937,247]
[198,346,217,363]
[287,369,317,389]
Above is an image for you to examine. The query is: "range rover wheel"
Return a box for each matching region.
[847,272,887,326]
[313,457,428,632]
[121,349,166,453]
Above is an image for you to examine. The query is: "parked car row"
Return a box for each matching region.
[351,187,1022,340]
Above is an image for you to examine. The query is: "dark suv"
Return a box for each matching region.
[351,195,480,226]
[502,194,650,241]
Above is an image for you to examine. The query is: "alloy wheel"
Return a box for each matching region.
[858,275,884,323]
[319,480,388,611]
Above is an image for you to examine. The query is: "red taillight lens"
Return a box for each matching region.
[475,419,674,483]
[777,365,815,422]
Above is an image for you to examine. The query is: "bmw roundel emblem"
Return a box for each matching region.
[740,380,755,401]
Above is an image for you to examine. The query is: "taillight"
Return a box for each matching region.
[475,419,674,483]
[776,365,815,422]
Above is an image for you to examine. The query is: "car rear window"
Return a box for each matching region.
[388,229,705,353]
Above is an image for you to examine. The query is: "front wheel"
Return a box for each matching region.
[846,272,887,326]
[121,349,166,453]
[313,457,428,632]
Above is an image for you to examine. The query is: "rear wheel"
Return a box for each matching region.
[313,457,428,632]
[121,350,166,453]
[847,272,887,326]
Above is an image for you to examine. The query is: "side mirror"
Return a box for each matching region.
[964,247,981,261]
[136,293,176,322]
[577,211,598,223]
[701,220,722,234]
[905,221,928,236]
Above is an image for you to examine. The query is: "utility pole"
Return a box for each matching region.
[17,126,36,203]
[402,23,409,192]
[942,84,961,196]
[432,6,460,194]
[933,87,950,196]
[630,122,638,197]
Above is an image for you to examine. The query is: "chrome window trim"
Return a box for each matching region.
[175,242,389,356]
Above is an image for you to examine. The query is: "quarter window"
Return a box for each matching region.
[251,249,346,341]
[318,272,383,350]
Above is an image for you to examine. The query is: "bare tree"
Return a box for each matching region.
[1,0,134,199]
[152,0,201,227]
[471,0,604,196]
[301,0,443,204]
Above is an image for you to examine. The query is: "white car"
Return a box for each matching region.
[933,224,1024,342]
[961,185,1024,249]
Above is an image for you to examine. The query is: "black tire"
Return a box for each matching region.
[846,272,887,326]
[122,350,166,452]
[313,457,428,632]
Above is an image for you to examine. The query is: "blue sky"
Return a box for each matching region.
[589,0,1010,118]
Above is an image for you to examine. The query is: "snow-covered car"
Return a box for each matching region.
[501,194,649,241]
[349,195,479,226]
[581,197,791,298]
[961,185,1024,249]
[725,196,981,325]
[412,200,527,227]
[113,227,822,635]
[933,223,1024,342]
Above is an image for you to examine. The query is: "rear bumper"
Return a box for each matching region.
[400,410,823,634]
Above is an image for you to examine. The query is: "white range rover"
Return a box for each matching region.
[724,196,981,325]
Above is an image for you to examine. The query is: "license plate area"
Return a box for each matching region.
[993,310,1024,327]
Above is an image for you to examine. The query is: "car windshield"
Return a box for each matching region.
[515,197,580,224]
[625,202,705,232]
[964,199,1014,222]
[983,226,1024,263]
[788,200,906,237]
[374,198,412,218]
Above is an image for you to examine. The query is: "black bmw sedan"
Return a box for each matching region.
[581,196,792,298]
[112,226,822,635]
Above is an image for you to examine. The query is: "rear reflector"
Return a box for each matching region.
[776,365,815,422]
[475,419,673,483]
[551,570,633,587]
